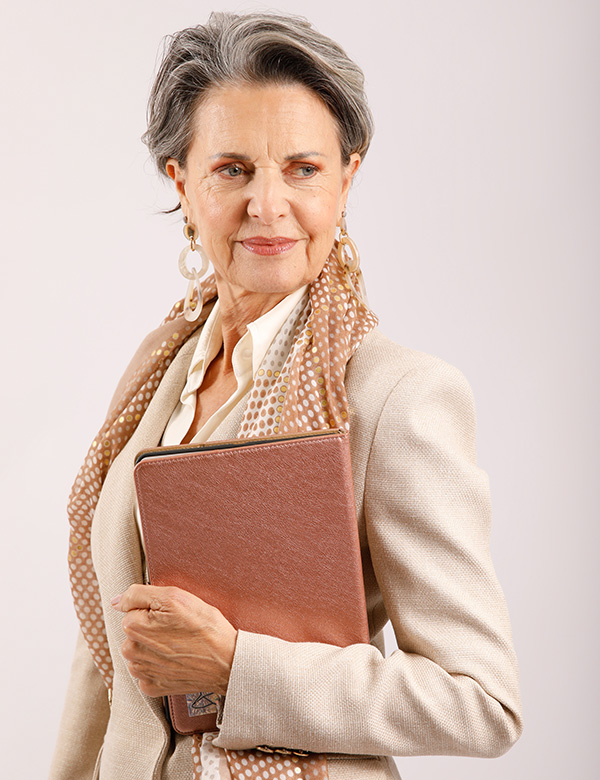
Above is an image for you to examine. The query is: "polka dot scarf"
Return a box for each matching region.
[67,249,377,779]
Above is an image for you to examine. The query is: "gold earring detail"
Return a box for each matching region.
[179,223,209,322]
[336,211,360,273]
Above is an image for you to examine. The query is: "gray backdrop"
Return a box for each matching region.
[1,1,597,778]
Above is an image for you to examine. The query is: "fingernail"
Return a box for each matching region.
[111,594,121,606]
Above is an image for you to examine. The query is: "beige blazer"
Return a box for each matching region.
[49,328,522,780]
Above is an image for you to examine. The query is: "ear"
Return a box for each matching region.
[339,153,361,214]
[166,158,191,215]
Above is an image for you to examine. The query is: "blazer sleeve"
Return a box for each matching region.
[49,629,110,780]
[213,358,523,758]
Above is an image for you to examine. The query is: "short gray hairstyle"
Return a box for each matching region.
[142,11,374,181]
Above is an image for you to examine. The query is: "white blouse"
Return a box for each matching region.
[161,284,308,447]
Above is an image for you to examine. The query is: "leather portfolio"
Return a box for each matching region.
[133,428,369,735]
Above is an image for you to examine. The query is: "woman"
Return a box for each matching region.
[50,11,522,780]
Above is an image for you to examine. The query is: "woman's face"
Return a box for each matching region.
[167,83,361,303]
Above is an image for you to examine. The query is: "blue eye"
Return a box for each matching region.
[222,165,244,177]
[296,165,317,177]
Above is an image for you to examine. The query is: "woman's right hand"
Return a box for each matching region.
[112,584,238,696]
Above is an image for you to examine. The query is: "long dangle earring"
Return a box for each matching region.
[178,222,210,322]
[336,210,367,302]
[336,210,361,273]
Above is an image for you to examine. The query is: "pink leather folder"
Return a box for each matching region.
[133,429,369,735]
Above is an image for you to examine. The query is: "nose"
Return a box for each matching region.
[245,168,290,224]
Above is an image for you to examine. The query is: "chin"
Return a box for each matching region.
[239,259,314,295]
[244,275,307,297]
[229,242,324,295]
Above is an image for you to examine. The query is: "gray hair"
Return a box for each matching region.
[142,11,374,182]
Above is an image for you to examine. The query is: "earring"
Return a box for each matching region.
[336,210,369,304]
[336,210,360,273]
[179,222,209,322]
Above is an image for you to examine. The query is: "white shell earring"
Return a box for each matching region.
[336,210,369,304]
[179,223,209,322]
[336,210,360,273]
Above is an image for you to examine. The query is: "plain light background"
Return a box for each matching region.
[1,1,597,778]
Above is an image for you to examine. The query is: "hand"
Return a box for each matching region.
[111,584,238,698]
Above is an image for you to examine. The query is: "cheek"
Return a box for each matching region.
[302,196,337,239]
[195,191,243,245]
[302,196,338,247]
[204,195,231,224]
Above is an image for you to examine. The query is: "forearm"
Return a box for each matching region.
[214,629,520,757]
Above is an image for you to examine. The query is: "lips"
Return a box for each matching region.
[241,237,299,256]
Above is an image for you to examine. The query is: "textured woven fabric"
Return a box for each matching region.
[66,249,377,779]
[50,328,522,780]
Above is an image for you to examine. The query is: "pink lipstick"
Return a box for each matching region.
[241,237,298,256]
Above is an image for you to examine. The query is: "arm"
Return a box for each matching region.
[49,630,110,780]
[212,359,523,757]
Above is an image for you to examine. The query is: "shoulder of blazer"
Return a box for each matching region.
[345,328,477,448]
[346,327,455,409]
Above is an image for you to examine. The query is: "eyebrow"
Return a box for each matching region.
[209,151,327,161]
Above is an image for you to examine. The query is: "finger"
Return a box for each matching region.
[122,638,166,678]
[126,654,165,676]
[138,677,165,698]
[121,637,147,662]
[121,618,185,660]
[111,584,178,613]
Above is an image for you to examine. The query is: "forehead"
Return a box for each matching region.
[189,82,342,157]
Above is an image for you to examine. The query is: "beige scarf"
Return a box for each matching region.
[67,250,378,779]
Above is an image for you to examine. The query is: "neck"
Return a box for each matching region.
[214,279,293,372]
